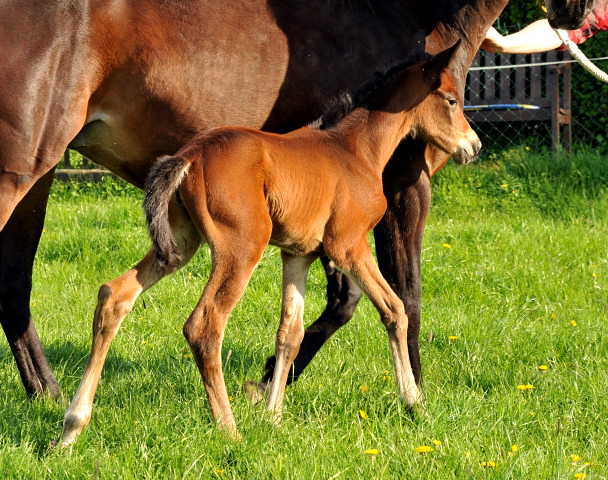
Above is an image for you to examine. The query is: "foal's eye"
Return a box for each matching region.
[447,98,458,108]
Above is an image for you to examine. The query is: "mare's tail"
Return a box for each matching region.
[144,155,191,267]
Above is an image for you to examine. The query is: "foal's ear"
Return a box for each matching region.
[422,40,461,87]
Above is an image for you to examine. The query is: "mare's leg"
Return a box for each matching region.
[60,201,201,447]
[183,234,269,437]
[0,49,90,396]
[0,169,61,398]
[374,143,431,385]
[247,258,361,400]
[265,252,314,418]
[330,239,421,407]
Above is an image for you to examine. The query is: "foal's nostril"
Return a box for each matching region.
[474,139,482,156]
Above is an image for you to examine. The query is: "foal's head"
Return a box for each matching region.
[407,43,481,164]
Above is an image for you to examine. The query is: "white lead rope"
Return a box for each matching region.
[554,28,608,83]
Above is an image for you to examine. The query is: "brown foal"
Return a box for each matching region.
[60,43,480,445]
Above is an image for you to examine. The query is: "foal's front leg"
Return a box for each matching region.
[331,239,421,408]
[246,258,361,403]
[59,202,201,448]
[265,252,314,419]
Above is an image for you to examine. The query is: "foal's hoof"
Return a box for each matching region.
[407,399,427,421]
[243,380,267,405]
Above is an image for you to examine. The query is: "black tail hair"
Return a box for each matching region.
[144,155,191,267]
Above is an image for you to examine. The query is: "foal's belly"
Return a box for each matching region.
[269,230,325,258]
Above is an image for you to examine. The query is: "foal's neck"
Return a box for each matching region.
[331,105,416,174]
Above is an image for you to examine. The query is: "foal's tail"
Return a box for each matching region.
[144,155,191,267]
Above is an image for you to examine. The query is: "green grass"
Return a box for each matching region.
[1,147,607,478]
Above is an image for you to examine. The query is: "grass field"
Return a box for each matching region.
[1,147,607,479]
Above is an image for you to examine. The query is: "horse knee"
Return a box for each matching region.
[276,319,304,354]
[380,300,408,331]
[0,272,31,320]
[326,272,362,326]
[334,288,362,323]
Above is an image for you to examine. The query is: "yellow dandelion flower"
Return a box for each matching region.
[480,461,496,468]
[465,451,471,458]
[571,320,578,327]
[525,146,531,151]
[574,474,586,480]
[501,183,509,189]
[571,454,581,462]
[383,375,391,381]
[229,396,234,402]
[448,335,458,341]
[551,313,557,319]
[538,365,549,371]
[517,384,534,391]
[432,439,442,446]
[415,445,434,454]
[530,411,536,416]
[512,444,518,452]
[359,410,368,419]
[365,448,379,455]
[360,385,369,393]
[442,243,452,249]
[216,469,224,475]
[184,353,193,358]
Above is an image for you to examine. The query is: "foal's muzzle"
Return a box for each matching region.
[452,134,482,165]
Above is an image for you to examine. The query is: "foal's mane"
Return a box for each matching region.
[310,52,431,131]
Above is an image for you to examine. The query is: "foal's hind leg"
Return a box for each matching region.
[328,239,421,408]
[265,252,314,419]
[60,201,201,448]
[182,236,268,437]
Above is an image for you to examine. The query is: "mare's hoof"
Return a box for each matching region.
[243,380,267,405]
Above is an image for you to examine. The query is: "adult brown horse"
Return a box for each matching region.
[0,0,592,401]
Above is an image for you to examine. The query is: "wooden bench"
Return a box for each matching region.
[465,50,572,152]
